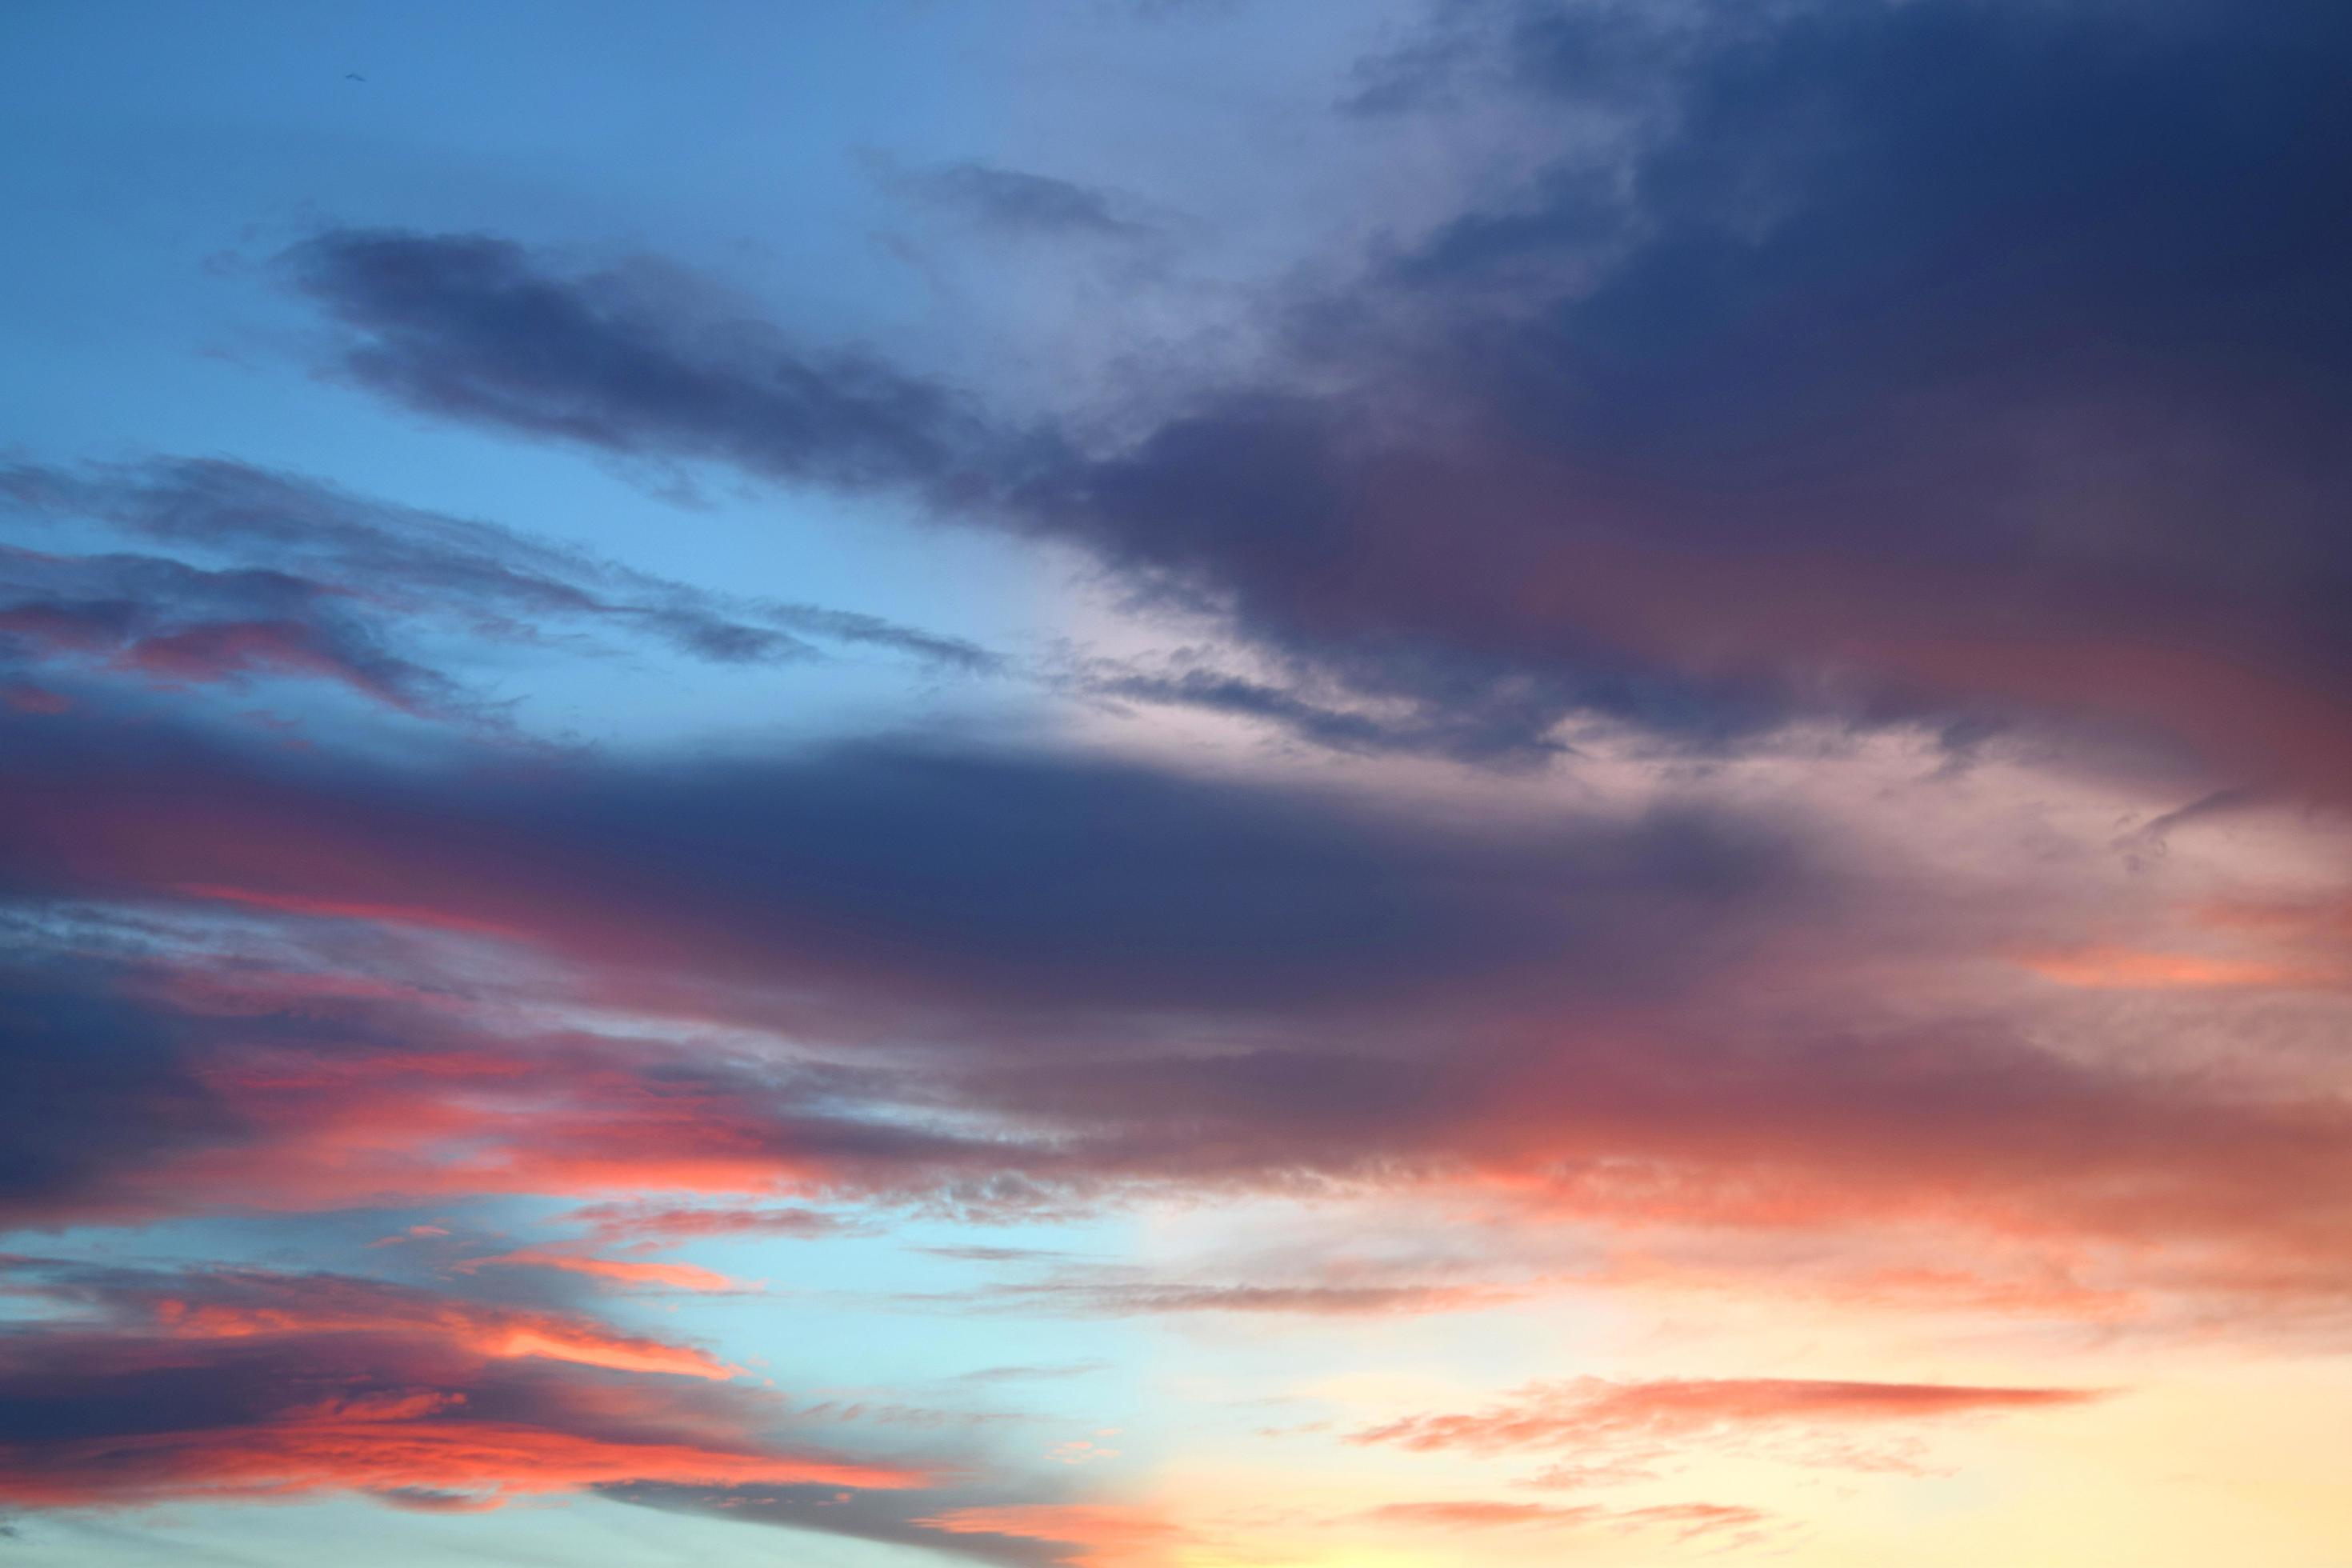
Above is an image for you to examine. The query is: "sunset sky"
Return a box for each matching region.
[3,2,2350,1564]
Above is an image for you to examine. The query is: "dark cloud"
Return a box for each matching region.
[0,921,1018,1229]
[0,953,242,1226]
[268,0,2352,780]
[1089,663,1582,767]
[0,545,456,714]
[0,705,1797,1020]
[1027,0,2352,776]
[1335,0,2352,771]
[4,698,2351,1320]
[611,1482,1080,1568]
[277,229,1763,760]
[282,229,1006,494]
[874,158,1154,242]
[0,458,996,721]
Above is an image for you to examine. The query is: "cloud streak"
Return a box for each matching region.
[0,1261,920,1513]
[0,458,994,724]
[1354,1377,2108,1456]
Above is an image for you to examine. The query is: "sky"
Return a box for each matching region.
[2,1,2350,1564]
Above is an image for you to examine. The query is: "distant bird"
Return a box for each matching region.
[344,72,366,82]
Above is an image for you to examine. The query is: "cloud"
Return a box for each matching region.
[1354,1375,2106,1478]
[1086,662,1573,767]
[0,705,1794,1023]
[916,1502,1190,1568]
[5,702,2352,1334]
[615,1482,1100,1568]
[950,1265,1518,1318]
[263,0,2352,780]
[0,457,995,723]
[0,1260,921,1513]
[0,935,1005,1229]
[1365,1498,1774,1543]
[282,230,1003,494]
[872,157,1154,242]
[0,545,455,714]
[459,1249,746,1294]
[951,1363,1110,1386]
[561,1202,854,1244]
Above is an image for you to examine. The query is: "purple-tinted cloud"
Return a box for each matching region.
[270,0,2352,782]
[0,458,996,722]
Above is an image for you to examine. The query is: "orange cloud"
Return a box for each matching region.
[2018,944,2333,990]
[0,1264,926,1514]
[1365,1498,1776,1545]
[562,1202,849,1242]
[146,1271,737,1379]
[463,1249,744,1293]
[918,1502,1190,1568]
[0,1414,914,1511]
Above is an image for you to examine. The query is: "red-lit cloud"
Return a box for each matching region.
[917,1503,1190,1568]
[463,1249,744,1293]
[1354,1376,2106,1478]
[1365,1498,1774,1543]
[0,1262,925,1514]
[0,1412,905,1512]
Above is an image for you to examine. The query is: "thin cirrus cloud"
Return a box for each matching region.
[608,1484,1133,1568]
[914,1502,1191,1568]
[1352,1378,2109,1459]
[0,543,456,715]
[0,456,995,723]
[866,154,1158,244]
[1361,1499,1775,1545]
[458,1249,747,1294]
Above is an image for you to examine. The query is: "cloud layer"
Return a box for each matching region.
[6,1,2352,1562]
